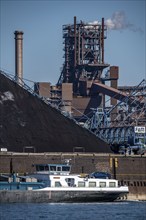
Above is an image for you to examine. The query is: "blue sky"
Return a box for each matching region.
[0,0,145,86]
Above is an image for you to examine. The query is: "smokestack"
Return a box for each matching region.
[14,31,24,85]
[101,18,104,64]
[74,16,77,67]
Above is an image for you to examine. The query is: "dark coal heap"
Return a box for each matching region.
[0,72,111,153]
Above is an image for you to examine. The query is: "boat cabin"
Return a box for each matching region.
[31,163,120,190]
[48,175,118,188]
[34,164,71,175]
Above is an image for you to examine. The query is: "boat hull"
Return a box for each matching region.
[0,188,128,203]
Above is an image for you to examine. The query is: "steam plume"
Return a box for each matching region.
[105,11,143,34]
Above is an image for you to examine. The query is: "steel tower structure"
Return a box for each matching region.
[57,16,109,96]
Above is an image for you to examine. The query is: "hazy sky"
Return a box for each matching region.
[0,0,145,86]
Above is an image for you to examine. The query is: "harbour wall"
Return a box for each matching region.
[0,152,146,201]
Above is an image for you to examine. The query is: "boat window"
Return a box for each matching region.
[55,181,62,187]
[99,182,106,187]
[65,178,75,186]
[36,165,45,171]
[44,165,49,171]
[36,165,39,171]
[50,166,56,171]
[57,166,61,171]
[78,182,85,187]
[62,166,70,171]
[89,182,96,187]
[109,182,116,187]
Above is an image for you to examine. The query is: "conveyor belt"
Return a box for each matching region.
[93,82,142,107]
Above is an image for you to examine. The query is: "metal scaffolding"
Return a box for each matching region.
[57,16,109,95]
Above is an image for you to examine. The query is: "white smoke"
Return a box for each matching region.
[85,11,143,33]
[105,11,143,33]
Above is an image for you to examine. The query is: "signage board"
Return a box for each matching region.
[134,126,145,134]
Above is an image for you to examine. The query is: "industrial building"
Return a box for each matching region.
[35,17,119,119]
[0,16,146,201]
[0,17,145,154]
[34,17,146,153]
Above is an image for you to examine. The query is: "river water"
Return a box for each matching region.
[0,201,146,220]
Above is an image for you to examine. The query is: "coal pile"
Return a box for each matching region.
[0,72,111,153]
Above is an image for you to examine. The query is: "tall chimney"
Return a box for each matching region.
[74,16,77,67]
[14,31,24,85]
[101,18,104,64]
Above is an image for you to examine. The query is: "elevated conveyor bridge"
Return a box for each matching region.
[84,79,146,150]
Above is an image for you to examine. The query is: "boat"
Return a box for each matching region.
[0,161,129,203]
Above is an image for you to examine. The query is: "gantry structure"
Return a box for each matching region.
[84,79,146,149]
